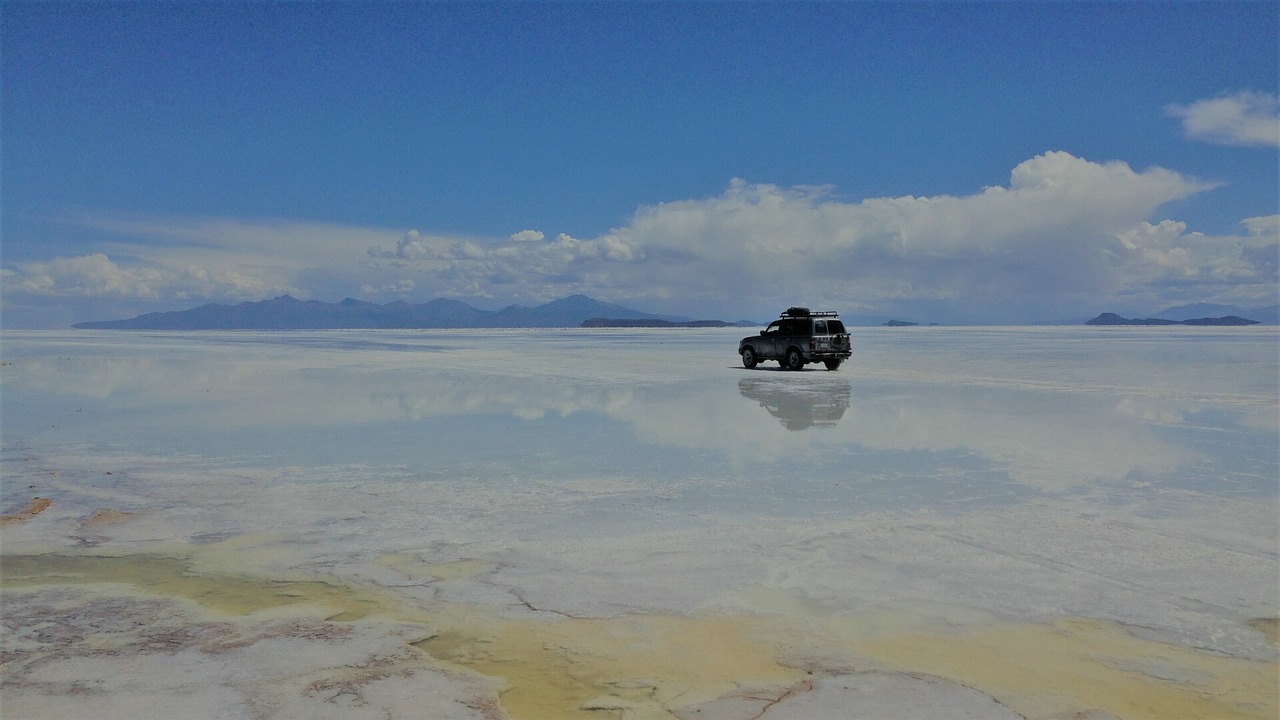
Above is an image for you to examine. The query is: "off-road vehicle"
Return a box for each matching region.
[739,307,851,371]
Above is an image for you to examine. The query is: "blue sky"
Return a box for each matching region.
[3,1,1277,327]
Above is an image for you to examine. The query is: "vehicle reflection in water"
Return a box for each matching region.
[738,378,851,430]
[5,329,1274,493]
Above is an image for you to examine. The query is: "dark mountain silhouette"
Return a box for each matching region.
[1181,316,1264,326]
[72,294,704,330]
[1153,302,1278,324]
[1085,313,1260,326]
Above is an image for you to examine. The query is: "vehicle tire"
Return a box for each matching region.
[824,359,842,371]
[741,347,758,369]
[785,348,804,371]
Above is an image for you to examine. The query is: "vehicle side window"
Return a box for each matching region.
[814,320,827,334]
[781,319,802,335]
[763,322,781,335]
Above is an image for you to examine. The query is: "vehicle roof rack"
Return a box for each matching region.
[781,307,839,318]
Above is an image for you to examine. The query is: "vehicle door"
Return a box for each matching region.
[778,319,804,355]
[758,321,783,358]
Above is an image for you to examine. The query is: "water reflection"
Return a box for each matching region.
[738,377,850,430]
[2,330,1275,498]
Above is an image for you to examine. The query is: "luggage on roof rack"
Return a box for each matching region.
[782,307,838,318]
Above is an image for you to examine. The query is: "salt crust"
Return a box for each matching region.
[2,328,1276,718]
[673,673,1026,720]
[1,586,500,720]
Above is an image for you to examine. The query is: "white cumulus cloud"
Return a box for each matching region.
[3,253,290,301]
[1115,219,1269,282]
[344,152,1250,320]
[509,229,545,242]
[4,152,1269,326]
[1167,90,1280,147]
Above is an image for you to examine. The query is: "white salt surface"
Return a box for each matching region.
[2,327,1277,719]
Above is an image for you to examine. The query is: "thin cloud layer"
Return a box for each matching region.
[5,152,1275,325]
[1167,91,1280,147]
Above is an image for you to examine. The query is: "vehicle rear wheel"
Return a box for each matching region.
[785,348,804,371]
[741,347,758,369]
[824,359,842,371]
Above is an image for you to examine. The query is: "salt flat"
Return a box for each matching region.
[2,327,1276,719]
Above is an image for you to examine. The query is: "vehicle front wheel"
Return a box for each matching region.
[824,359,842,371]
[785,348,804,371]
[741,347,758,369]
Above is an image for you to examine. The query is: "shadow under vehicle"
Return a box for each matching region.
[738,307,852,371]
[738,377,852,430]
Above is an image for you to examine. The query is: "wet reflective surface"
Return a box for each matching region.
[2,327,1277,719]
[5,327,1274,503]
[738,376,851,429]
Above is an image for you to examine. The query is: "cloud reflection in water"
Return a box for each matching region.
[1,328,1273,500]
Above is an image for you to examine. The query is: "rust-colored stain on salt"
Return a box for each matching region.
[0,497,52,526]
[79,509,134,528]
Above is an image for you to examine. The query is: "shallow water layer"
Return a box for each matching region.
[2,327,1277,718]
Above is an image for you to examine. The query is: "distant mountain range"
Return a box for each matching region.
[1149,302,1279,324]
[71,295,1280,330]
[1085,313,1261,326]
[72,294,749,330]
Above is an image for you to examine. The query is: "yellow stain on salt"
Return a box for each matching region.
[0,551,802,719]
[376,554,497,581]
[415,612,805,720]
[187,533,302,575]
[0,553,391,621]
[1247,617,1279,647]
[3,551,1276,720]
[417,609,1279,720]
[846,617,1278,720]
